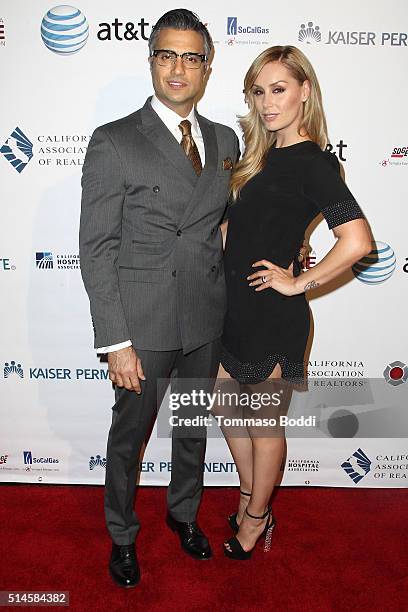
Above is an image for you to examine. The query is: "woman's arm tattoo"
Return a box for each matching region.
[304,280,320,291]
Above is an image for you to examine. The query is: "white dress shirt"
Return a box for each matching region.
[97,95,205,354]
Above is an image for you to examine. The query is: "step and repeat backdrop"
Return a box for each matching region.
[1,1,407,488]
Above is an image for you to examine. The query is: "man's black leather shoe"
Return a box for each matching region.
[166,514,212,560]
[109,543,141,588]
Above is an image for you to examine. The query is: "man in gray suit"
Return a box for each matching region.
[80,9,238,587]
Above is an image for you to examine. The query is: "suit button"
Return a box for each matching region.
[211,265,217,272]
[172,270,177,277]
[153,185,160,193]
[176,230,182,236]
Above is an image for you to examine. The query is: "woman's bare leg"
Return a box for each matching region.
[216,364,253,521]
[225,363,288,552]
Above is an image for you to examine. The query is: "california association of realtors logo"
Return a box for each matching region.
[41,5,89,54]
[341,448,371,483]
[89,454,106,470]
[36,252,80,270]
[298,20,408,46]
[0,127,34,173]
[352,241,396,284]
[3,361,24,379]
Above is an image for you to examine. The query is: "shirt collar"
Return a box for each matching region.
[151,95,199,136]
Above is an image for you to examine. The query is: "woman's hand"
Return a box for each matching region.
[247,259,300,296]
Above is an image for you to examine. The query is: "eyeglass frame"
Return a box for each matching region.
[150,49,208,69]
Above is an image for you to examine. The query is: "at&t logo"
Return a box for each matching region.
[41,5,89,54]
[352,241,396,284]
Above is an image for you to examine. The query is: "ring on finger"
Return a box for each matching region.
[261,276,267,283]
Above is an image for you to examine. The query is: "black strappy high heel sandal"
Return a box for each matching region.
[227,490,251,533]
[223,506,276,560]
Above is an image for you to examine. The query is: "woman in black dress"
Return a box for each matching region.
[219,46,372,559]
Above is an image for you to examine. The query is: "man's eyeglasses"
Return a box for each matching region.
[151,49,207,69]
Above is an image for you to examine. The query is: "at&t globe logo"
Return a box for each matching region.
[352,241,396,284]
[41,5,89,55]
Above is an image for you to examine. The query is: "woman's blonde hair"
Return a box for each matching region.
[230,45,328,199]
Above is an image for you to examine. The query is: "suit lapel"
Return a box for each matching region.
[178,112,218,228]
[137,98,197,187]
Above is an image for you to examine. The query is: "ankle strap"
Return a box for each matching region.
[239,490,251,497]
[245,506,270,520]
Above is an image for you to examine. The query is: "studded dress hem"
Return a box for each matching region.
[221,345,305,384]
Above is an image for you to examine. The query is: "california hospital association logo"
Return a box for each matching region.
[41,5,89,55]
[341,448,371,483]
[0,127,33,173]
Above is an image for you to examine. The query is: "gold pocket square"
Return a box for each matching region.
[223,157,233,170]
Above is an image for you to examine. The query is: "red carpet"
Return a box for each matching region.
[0,485,407,611]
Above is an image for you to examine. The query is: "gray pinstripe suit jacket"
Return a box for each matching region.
[79,97,239,353]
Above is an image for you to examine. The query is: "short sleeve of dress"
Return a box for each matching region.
[303,151,365,230]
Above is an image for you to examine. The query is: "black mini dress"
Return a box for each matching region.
[221,140,365,383]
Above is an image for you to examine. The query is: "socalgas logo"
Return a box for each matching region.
[383,361,408,386]
[352,241,396,284]
[41,5,89,55]
[298,20,408,47]
[36,252,80,270]
[341,448,371,484]
[226,16,269,46]
[0,127,34,174]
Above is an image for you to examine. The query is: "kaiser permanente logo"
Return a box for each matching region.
[36,252,80,270]
[298,20,408,46]
[89,455,106,470]
[0,127,34,173]
[3,361,108,381]
[341,448,372,483]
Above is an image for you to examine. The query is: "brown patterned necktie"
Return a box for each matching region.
[178,119,202,176]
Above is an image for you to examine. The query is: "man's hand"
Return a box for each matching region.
[107,346,146,393]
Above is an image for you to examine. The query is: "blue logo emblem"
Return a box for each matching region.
[36,252,54,269]
[89,455,106,470]
[352,241,396,284]
[0,127,33,173]
[341,448,371,483]
[298,22,322,43]
[23,451,33,465]
[41,5,89,55]
[227,17,238,36]
[4,361,24,379]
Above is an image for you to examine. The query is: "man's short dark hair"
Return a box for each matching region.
[148,8,213,58]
